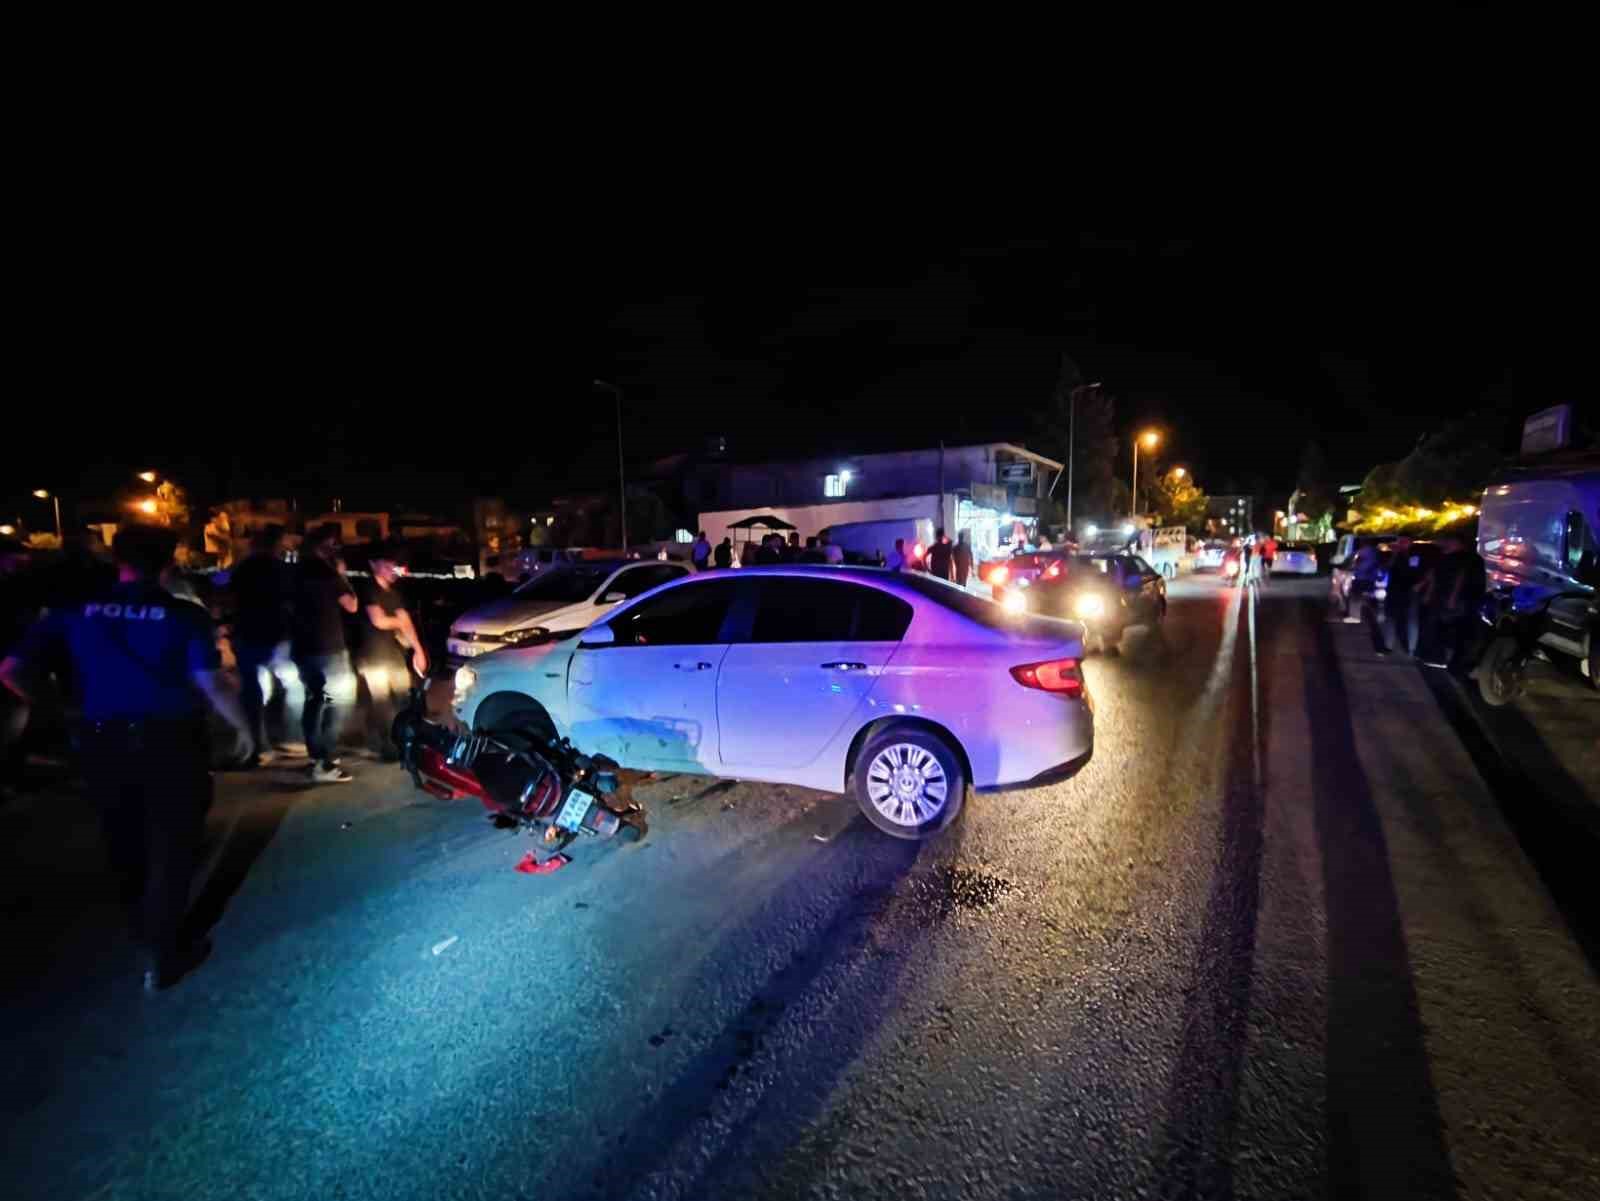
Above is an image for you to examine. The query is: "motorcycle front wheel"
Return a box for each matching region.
[1475,635,1526,707]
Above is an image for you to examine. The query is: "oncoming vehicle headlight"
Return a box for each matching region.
[1001,589,1027,614]
[454,666,477,696]
[1074,592,1106,620]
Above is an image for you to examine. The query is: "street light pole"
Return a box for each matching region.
[32,489,62,540]
[1131,431,1159,519]
[1131,440,1138,519]
[592,380,627,553]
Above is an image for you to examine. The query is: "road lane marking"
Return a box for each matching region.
[1248,581,1262,793]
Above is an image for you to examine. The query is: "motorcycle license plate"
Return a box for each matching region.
[554,788,592,833]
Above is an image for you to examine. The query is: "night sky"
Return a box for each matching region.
[11,226,1568,522]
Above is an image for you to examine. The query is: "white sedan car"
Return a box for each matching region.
[447,560,691,666]
[452,566,1094,839]
[1270,542,1320,575]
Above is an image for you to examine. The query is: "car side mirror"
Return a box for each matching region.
[601,591,625,604]
[579,623,615,648]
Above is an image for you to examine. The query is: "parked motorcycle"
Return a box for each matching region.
[1470,587,1596,707]
[391,684,646,871]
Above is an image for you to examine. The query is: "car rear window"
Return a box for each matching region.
[747,578,913,643]
[895,572,1075,638]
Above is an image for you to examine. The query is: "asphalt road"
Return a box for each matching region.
[3,576,1597,1201]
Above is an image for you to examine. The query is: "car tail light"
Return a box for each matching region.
[1011,658,1084,697]
[1044,562,1061,578]
[913,541,925,560]
[991,564,1009,585]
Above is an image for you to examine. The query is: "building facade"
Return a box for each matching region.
[696,443,1062,561]
[1205,494,1255,539]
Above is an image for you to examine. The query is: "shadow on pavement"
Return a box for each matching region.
[1300,596,1459,1200]
[181,784,305,948]
[1415,666,1600,976]
[1153,585,1263,1197]
[580,819,928,1200]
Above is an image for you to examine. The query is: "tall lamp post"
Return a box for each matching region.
[32,489,62,541]
[1050,381,1101,533]
[592,380,627,552]
[1131,430,1159,518]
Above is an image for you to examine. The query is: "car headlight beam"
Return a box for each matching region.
[1073,592,1106,620]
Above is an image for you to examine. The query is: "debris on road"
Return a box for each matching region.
[514,850,571,876]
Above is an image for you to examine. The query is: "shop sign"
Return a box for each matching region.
[970,482,1007,509]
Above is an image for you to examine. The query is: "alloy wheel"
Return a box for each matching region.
[864,743,949,827]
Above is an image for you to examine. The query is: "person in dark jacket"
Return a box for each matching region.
[953,530,973,587]
[1382,535,1420,657]
[358,542,428,758]
[713,537,733,569]
[1415,534,1485,670]
[291,524,359,783]
[926,529,954,580]
[0,525,252,992]
[229,525,300,765]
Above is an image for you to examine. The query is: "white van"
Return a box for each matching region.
[1479,458,1600,682]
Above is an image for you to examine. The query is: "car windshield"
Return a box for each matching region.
[512,564,620,603]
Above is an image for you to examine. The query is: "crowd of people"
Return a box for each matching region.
[0,522,431,991]
[1341,532,1486,669]
[685,527,976,584]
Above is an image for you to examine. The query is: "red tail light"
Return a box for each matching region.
[913,541,925,560]
[991,564,1010,585]
[1044,562,1061,578]
[1011,658,1084,697]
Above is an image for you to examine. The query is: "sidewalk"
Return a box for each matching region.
[1312,602,1600,1199]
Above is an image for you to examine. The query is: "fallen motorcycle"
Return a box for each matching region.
[391,685,646,872]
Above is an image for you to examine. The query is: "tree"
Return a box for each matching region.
[1147,470,1209,534]
[1294,441,1336,525]
[1352,409,1507,530]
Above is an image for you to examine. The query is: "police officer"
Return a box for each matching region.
[0,525,252,993]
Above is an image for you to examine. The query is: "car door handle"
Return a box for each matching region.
[821,661,867,671]
[674,661,713,671]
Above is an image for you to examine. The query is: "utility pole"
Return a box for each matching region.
[593,380,627,552]
[1050,381,1101,533]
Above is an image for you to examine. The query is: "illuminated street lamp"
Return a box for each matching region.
[1170,466,1186,480]
[138,471,158,484]
[1131,430,1160,518]
[0,524,14,536]
[32,489,62,540]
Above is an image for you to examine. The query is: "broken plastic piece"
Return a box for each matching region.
[515,850,571,875]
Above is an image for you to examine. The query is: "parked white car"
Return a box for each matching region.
[1270,542,1319,575]
[1194,541,1228,571]
[447,560,691,666]
[452,566,1094,838]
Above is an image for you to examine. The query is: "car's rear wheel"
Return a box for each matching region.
[852,726,966,840]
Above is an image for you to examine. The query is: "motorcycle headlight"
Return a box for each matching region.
[1074,592,1106,619]
[453,666,477,696]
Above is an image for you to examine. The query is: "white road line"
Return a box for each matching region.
[1247,582,1262,793]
